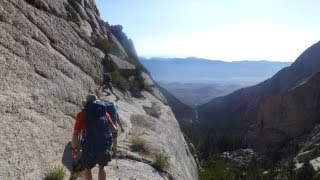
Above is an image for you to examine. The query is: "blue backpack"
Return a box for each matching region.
[106,102,119,125]
[82,100,112,155]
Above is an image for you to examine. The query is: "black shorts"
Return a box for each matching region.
[78,150,111,169]
[102,82,112,91]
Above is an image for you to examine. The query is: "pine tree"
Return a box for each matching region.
[296,161,315,180]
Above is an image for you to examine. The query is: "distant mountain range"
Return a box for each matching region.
[141,57,291,106]
[158,82,243,107]
[140,57,292,84]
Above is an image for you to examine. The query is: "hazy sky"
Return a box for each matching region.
[96,0,320,61]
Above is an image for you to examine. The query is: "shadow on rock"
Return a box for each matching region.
[61,141,82,172]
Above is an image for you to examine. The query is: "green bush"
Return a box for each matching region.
[152,151,170,172]
[109,71,129,91]
[128,57,139,66]
[133,69,152,92]
[70,171,82,180]
[95,37,111,54]
[134,69,145,90]
[127,69,152,96]
[199,154,240,180]
[150,102,162,118]
[130,136,146,152]
[129,57,150,74]
[44,164,67,180]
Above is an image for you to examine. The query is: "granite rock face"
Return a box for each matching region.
[110,25,138,61]
[0,0,198,179]
[248,72,320,152]
[289,124,320,170]
[108,53,136,70]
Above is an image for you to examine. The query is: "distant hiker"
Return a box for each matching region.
[105,101,124,154]
[98,73,120,101]
[71,94,117,180]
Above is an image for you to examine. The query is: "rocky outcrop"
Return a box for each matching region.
[108,53,136,70]
[222,149,256,168]
[110,25,138,61]
[142,73,167,103]
[0,0,197,179]
[109,25,150,74]
[291,124,320,170]
[197,41,320,152]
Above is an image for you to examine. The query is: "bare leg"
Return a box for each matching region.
[84,169,93,180]
[113,139,117,151]
[98,165,106,180]
[109,87,120,100]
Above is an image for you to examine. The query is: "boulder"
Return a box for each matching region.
[222,149,255,167]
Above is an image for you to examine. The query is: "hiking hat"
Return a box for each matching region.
[86,94,98,102]
[82,94,98,107]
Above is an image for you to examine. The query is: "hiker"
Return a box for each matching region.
[97,73,120,101]
[106,101,124,153]
[71,94,117,180]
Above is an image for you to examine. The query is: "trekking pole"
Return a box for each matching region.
[115,128,122,169]
[115,133,119,169]
[115,147,119,169]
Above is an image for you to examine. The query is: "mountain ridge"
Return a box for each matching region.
[141,57,291,107]
[197,41,320,152]
[141,57,291,84]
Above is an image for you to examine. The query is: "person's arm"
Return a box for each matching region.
[71,130,80,157]
[106,113,117,132]
[71,111,84,158]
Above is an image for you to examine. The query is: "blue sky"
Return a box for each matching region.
[96,0,320,61]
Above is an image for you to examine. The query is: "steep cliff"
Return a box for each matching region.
[0,0,197,179]
[198,41,320,151]
[248,72,320,151]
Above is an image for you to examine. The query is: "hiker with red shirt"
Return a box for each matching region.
[71,94,117,180]
[73,111,114,138]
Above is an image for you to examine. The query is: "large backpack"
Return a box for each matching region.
[106,102,119,126]
[82,100,112,155]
